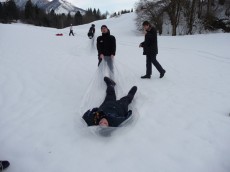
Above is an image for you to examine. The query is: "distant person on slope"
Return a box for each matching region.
[82,77,137,127]
[88,24,95,39]
[0,160,10,171]
[139,21,166,79]
[69,24,74,36]
[97,25,116,70]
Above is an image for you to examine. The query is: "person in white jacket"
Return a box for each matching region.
[69,24,74,36]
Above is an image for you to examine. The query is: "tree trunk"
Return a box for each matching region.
[172,24,177,35]
[188,0,197,34]
[207,0,212,16]
[198,0,203,19]
[167,0,181,36]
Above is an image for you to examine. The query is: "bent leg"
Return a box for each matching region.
[117,95,133,115]
[117,86,137,113]
[151,54,164,73]
[103,85,116,103]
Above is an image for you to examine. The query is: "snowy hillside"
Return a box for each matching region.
[13,0,49,9]
[1,0,85,15]
[43,0,86,15]
[0,13,230,172]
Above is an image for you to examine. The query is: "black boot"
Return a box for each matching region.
[159,70,166,78]
[141,75,151,79]
[104,77,116,87]
[0,161,10,171]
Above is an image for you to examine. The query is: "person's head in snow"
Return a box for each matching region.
[82,77,137,127]
[98,118,109,127]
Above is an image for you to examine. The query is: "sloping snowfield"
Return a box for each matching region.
[0,13,230,172]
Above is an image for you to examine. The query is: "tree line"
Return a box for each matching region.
[110,9,134,18]
[135,0,230,35]
[0,0,107,28]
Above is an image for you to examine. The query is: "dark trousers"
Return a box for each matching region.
[88,32,94,38]
[146,54,164,76]
[100,86,133,116]
[69,30,74,36]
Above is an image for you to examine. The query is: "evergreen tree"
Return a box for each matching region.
[96,9,101,20]
[67,12,73,26]
[74,11,83,25]
[0,3,3,21]
[84,8,96,23]
[25,0,34,20]
[49,9,58,28]
[2,0,18,22]
[93,8,97,16]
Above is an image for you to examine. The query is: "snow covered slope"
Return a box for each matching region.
[13,0,49,9]
[43,0,85,15]
[0,13,230,172]
[1,0,85,15]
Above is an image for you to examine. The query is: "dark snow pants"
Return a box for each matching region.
[99,86,133,116]
[146,54,164,76]
[69,30,74,36]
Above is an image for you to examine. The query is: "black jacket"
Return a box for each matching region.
[82,107,132,127]
[97,32,116,56]
[140,27,158,55]
[89,27,95,34]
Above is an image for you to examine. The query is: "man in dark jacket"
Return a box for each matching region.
[88,24,95,39]
[82,77,137,127]
[97,25,116,70]
[139,21,166,79]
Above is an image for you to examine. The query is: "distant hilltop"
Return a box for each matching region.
[10,0,86,15]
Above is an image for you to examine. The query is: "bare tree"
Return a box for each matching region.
[165,0,183,36]
[183,0,198,34]
[135,0,166,34]
[135,0,229,35]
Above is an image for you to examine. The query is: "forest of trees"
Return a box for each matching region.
[1,0,229,34]
[0,0,107,28]
[135,0,230,35]
[110,9,134,18]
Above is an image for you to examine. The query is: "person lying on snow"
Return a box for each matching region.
[82,77,137,127]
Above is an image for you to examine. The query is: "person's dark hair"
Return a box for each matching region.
[142,21,150,26]
[101,25,108,29]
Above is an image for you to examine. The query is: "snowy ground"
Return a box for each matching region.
[0,13,230,172]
